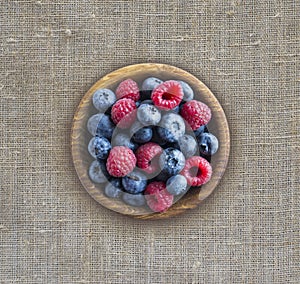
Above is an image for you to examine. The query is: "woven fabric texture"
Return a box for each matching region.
[0,1,299,283]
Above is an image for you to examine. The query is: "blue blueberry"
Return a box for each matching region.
[88,137,97,158]
[97,159,112,181]
[197,132,219,155]
[137,103,161,126]
[104,178,123,198]
[112,132,137,151]
[142,77,163,91]
[122,170,147,194]
[166,175,187,195]
[157,113,185,142]
[89,160,108,183]
[122,192,146,207]
[87,113,103,136]
[94,136,111,160]
[92,88,116,112]
[178,134,198,158]
[159,148,186,176]
[130,121,152,143]
[95,114,115,139]
[194,125,209,137]
[178,80,194,101]
[133,127,153,143]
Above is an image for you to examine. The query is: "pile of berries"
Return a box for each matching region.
[87,77,219,213]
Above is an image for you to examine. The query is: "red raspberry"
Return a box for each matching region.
[151,80,183,110]
[180,100,211,130]
[135,142,163,174]
[115,79,140,101]
[180,156,212,186]
[111,98,137,128]
[106,146,136,177]
[145,181,174,212]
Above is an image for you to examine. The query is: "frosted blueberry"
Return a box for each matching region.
[88,137,97,158]
[166,175,188,195]
[104,178,123,198]
[178,134,198,158]
[89,160,108,183]
[92,89,116,112]
[137,103,161,126]
[142,77,163,91]
[122,170,147,194]
[122,192,146,207]
[197,132,219,155]
[95,114,115,139]
[178,80,194,101]
[112,132,137,151]
[159,148,186,176]
[87,113,103,136]
[157,113,185,142]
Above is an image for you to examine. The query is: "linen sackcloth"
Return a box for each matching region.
[0,1,299,283]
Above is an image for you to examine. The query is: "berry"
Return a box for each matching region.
[87,113,103,136]
[180,100,211,130]
[151,80,184,110]
[166,175,188,195]
[159,148,186,176]
[178,81,194,101]
[104,178,123,198]
[88,137,97,158]
[197,132,219,156]
[89,160,108,183]
[96,114,116,139]
[135,142,163,174]
[137,103,161,126]
[132,127,153,144]
[157,113,185,143]
[177,134,198,158]
[145,181,173,212]
[142,77,163,91]
[180,156,212,186]
[122,192,146,207]
[115,79,140,101]
[106,146,136,177]
[96,159,112,181]
[112,132,137,151]
[111,98,137,128]
[193,125,209,137]
[122,170,147,194]
[94,136,111,160]
[92,88,116,112]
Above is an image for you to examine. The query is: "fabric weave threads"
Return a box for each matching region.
[0,0,299,283]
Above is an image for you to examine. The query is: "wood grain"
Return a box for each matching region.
[71,63,230,220]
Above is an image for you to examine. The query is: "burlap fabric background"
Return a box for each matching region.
[0,1,299,283]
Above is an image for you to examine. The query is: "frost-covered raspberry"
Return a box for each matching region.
[111,98,137,128]
[180,156,212,186]
[115,79,140,101]
[145,181,173,212]
[106,146,136,177]
[180,100,211,130]
[135,142,163,174]
[151,80,183,110]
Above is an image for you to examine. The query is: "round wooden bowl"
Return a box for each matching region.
[71,63,230,220]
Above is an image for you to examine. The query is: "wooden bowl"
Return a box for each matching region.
[71,63,230,220]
